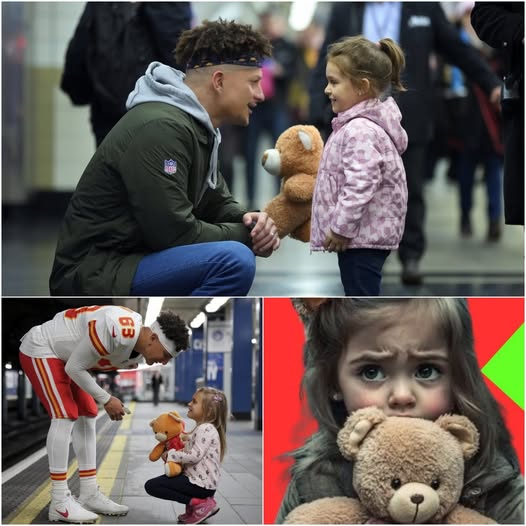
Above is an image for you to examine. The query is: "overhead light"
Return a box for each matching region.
[5,362,12,370]
[205,297,230,313]
[289,0,317,31]
[190,312,206,329]
[145,297,165,326]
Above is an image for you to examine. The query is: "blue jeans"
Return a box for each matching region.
[458,151,503,221]
[338,249,391,296]
[130,241,256,296]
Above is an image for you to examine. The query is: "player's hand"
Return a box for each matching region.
[243,212,280,257]
[104,396,127,421]
[323,229,348,252]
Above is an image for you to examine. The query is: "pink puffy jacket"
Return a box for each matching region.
[310,97,408,251]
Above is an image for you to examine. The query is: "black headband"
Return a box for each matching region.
[186,53,264,70]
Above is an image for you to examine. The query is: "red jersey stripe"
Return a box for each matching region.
[89,320,109,356]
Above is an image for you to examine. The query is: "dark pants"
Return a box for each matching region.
[502,100,524,225]
[458,151,502,222]
[338,249,390,296]
[144,474,215,504]
[398,144,428,264]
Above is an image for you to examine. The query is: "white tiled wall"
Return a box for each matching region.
[26,1,93,190]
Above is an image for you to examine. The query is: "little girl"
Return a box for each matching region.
[276,298,523,523]
[145,387,227,524]
[311,36,408,295]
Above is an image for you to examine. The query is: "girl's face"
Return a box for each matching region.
[325,60,366,113]
[337,306,453,420]
[187,391,206,423]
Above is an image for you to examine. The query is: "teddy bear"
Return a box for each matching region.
[149,410,186,477]
[262,124,323,243]
[284,407,496,524]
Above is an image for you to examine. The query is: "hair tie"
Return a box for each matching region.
[212,394,223,402]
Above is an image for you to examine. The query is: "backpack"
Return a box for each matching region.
[62,2,158,117]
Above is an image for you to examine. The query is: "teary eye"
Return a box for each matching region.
[391,478,402,489]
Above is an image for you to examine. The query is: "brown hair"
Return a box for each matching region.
[293,299,517,484]
[326,35,407,96]
[175,19,272,70]
[195,386,228,462]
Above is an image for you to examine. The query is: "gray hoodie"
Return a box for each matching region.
[126,62,221,192]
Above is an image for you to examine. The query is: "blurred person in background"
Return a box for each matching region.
[449,2,505,241]
[243,9,298,210]
[288,20,325,124]
[471,2,524,226]
[61,2,192,147]
[309,2,501,286]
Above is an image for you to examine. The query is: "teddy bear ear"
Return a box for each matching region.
[290,298,330,325]
[435,414,480,460]
[297,129,314,151]
[168,411,183,422]
[149,419,156,428]
[337,407,387,460]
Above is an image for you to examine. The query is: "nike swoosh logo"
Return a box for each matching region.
[56,509,69,518]
[112,327,116,338]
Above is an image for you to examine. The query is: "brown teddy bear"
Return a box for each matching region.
[149,411,186,477]
[262,125,323,242]
[284,407,495,524]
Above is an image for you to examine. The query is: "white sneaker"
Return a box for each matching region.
[78,486,129,516]
[48,491,98,523]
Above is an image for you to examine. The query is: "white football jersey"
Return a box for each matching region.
[20,305,145,404]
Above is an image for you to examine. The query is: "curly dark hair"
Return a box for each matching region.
[157,311,189,352]
[175,18,272,68]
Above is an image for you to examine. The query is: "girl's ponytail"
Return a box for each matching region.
[378,38,407,93]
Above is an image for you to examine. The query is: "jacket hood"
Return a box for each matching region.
[126,62,221,191]
[332,96,408,154]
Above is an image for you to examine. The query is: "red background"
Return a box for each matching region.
[263,297,524,524]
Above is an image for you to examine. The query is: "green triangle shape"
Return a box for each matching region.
[482,324,524,409]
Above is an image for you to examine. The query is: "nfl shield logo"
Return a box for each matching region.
[164,159,177,175]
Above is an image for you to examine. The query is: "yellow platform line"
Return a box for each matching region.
[6,402,135,524]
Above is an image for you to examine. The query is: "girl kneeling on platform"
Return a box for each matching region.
[145,387,228,524]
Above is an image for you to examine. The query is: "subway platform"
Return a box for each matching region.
[2,401,262,525]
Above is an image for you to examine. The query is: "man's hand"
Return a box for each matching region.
[323,229,348,252]
[243,212,280,257]
[104,396,127,421]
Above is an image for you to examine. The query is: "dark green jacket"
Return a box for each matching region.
[50,102,251,295]
[276,451,524,523]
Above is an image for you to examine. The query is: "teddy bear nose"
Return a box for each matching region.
[411,494,424,505]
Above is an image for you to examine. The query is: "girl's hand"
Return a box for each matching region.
[323,229,348,252]
[243,212,280,257]
[161,451,168,462]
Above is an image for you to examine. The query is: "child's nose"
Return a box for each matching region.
[388,381,416,409]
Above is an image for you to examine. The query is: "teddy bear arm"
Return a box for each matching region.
[149,443,166,462]
[283,175,316,202]
[284,496,370,524]
[444,505,497,524]
[264,195,311,238]
[290,220,311,243]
